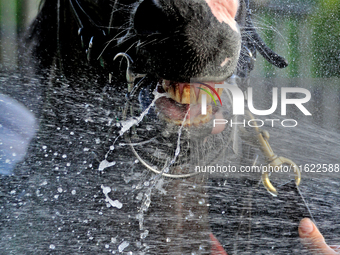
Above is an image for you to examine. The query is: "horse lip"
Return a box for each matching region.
[190,74,232,83]
[131,44,237,83]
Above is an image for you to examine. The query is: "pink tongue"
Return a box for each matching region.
[155,97,226,135]
[155,97,202,120]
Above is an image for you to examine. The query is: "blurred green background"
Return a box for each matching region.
[0,0,339,78]
[251,0,340,78]
[0,0,39,69]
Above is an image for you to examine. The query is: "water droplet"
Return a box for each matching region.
[144,198,151,208]
[98,160,116,171]
[140,230,149,239]
[198,199,205,205]
[118,241,129,252]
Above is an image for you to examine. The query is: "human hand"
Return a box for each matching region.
[299,218,340,254]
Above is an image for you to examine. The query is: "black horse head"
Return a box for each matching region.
[26,0,287,81]
[23,0,289,176]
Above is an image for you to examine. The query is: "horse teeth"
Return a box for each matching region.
[198,86,212,104]
[176,83,182,103]
[181,85,191,104]
[169,85,176,99]
[162,80,223,105]
[190,86,197,104]
[206,87,223,102]
[213,88,223,101]
[194,86,200,101]
[206,92,212,104]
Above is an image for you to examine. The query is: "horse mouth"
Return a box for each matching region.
[155,80,224,127]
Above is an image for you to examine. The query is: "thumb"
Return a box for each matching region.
[299,218,338,255]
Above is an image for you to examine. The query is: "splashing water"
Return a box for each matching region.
[136,108,190,233]
[118,91,166,137]
[101,185,123,209]
[169,108,189,167]
[98,160,116,171]
[99,90,166,171]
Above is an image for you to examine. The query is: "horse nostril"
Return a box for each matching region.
[133,0,174,36]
